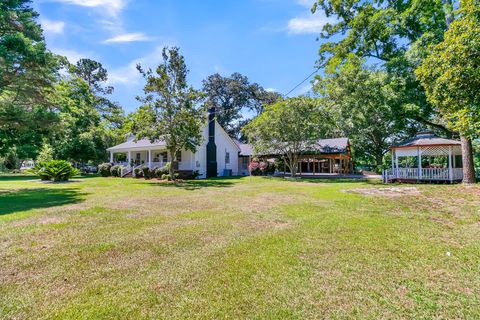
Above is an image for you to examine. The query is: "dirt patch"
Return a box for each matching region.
[11,215,67,227]
[345,187,420,197]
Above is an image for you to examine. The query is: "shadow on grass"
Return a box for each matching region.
[0,188,85,215]
[139,176,241,190]
[0,174,37,181]
[263,176,382,185]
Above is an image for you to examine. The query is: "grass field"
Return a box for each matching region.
[1,175,479,319]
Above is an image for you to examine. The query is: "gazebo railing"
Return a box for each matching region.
[383,168,463,182]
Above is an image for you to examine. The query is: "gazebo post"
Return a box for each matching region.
[395,151,399,179]
[417,147,422,180]
[391,149,395,177]
[448,146,453,183]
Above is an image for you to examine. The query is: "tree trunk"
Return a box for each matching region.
[169,150,176,181]
[460,135,476,184]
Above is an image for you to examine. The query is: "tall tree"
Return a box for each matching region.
[70,58,113,95]
[202,73,251,136]
[50,77,107,163]
[243,97,330,177]
[135,47,203,180]
[0,0,60,159]
[310,0,456,133]
[415,0,479,183]
[316,56,414,169]
[202,73,281,137]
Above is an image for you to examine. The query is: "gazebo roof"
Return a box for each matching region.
[391,132,461,150]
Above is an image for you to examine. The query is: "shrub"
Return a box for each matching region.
[29,160,79,182]
[110,165,122,177]
[133,167,143,178]
[98,163,112,177]
[142,167,151,179]
[249,159,275,176]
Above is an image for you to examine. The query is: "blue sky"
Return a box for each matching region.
[35,0,332,113]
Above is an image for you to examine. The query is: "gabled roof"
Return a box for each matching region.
[233,139,253,156]
[392,132,461,149]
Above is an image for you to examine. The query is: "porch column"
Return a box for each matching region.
[448,146,453,182]
[417,147,422,180]
[148,150,152,169]
[127,151,131,166]
[110,151,113,163]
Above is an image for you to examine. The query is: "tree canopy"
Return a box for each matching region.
[416,0,479,183]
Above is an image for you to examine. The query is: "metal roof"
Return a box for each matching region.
[392,132,461,149]
[310,138,350,154]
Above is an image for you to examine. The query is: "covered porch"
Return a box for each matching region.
[383,132,463,183]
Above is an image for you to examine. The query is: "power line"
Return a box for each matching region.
[283,66,321,97]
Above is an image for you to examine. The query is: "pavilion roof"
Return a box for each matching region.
[392,132,461,149]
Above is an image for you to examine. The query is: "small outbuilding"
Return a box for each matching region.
[383,132,463,183]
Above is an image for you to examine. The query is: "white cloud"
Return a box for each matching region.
[265,87,277,92]
[50,47,93,63]
[103,32,151,44]
[287,13,332,34]
[52,0,127,16]
[40,19,65,34]
[107,46,167,85]
[296,0,315,8]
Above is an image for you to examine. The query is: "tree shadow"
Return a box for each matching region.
[263,176,382,185]
[0,175,37,181]
[0,188,85,216]
[138,177,240,191]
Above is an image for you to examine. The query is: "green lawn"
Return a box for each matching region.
[1,175,479,319]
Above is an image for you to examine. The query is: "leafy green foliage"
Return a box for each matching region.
[135,47,203,180]
[202,73,281,137]
[415,0,479,183]
[316,56,415,169]
[29,160,79,181]
[311,0,455,135]
[36,142,54,163]
[0,0,61,158]
[415,0,480,138]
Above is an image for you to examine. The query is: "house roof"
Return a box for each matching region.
[309,138,350,154]
[234,140,253,156]
[254,137,350,156]
[392,132,461,149]
[107,138,166,152]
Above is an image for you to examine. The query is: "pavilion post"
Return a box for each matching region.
[110,151,113,164]
[448,146,453,182]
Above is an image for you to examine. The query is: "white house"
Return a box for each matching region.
[107,109,252,178]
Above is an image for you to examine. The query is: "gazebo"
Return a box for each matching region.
[383,132,463,183]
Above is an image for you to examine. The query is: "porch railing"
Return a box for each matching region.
[383,167,464,183]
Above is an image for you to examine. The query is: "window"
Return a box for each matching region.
[241,156,249,169]
[153,153,159,162]
[176,151,182,162]
[225,151,230,164]
[161,152,168,162]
